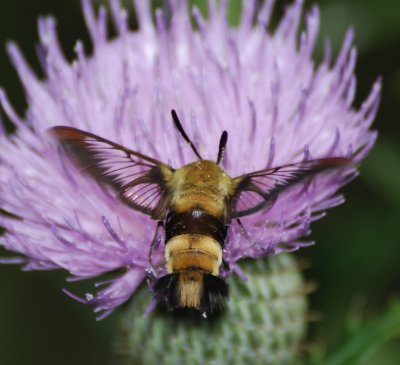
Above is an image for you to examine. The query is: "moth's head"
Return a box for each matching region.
[152,271,228,315]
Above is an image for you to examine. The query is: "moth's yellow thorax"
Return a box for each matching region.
[168,160,234,216]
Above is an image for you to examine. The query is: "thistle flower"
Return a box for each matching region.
[0,0,379,323]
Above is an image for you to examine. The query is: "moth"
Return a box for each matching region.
[50,110,348,315]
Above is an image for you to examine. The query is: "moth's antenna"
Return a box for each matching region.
[216,131,228,165]
[171,109,203,160]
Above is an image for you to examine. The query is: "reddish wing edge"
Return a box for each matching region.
[230,157,351,218]
[50,126,174,220]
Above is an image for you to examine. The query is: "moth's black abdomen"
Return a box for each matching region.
[156,206,228,313]
[165,209,227,246]
[201,274,229,313]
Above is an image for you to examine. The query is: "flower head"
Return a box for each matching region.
[0,0,380,318]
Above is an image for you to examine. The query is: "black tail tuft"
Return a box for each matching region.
[152,273,179,311]
[201,274,229,314]
[153,272,229,314]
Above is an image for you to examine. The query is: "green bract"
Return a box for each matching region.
[115,254,307,365]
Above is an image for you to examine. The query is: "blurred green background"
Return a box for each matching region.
[0,0,399,364]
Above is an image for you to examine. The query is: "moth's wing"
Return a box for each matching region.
[50,126,174,220]
[230,158,349,219]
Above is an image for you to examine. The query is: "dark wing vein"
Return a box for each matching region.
[230,158,349,218]
[50,126,174,219]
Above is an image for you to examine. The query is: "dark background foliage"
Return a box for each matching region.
[0,1,399,364]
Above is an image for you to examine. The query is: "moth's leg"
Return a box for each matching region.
[220,226,231,276]
[220,258,231,277]
[148,221,165,275]
[236,219,273,255]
